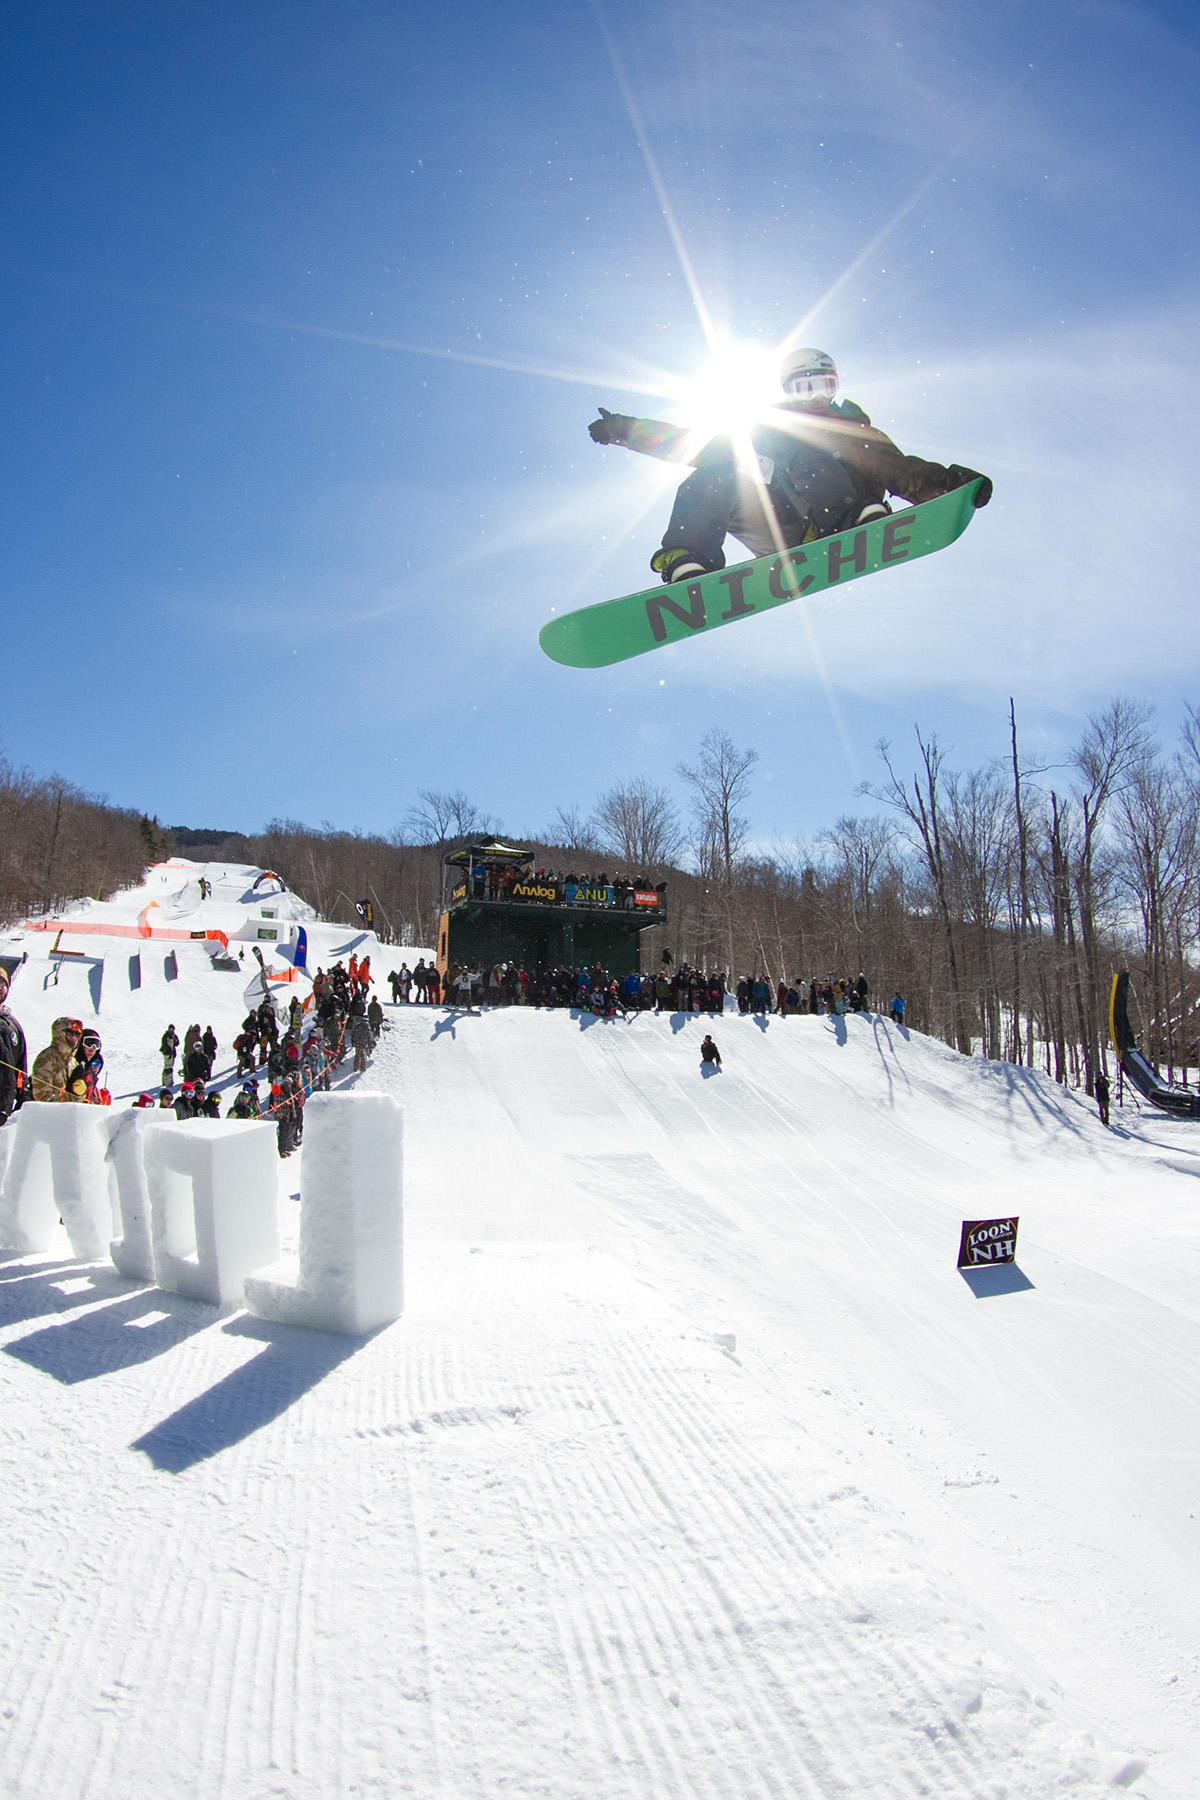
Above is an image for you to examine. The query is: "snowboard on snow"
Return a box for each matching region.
[539,479,984,669]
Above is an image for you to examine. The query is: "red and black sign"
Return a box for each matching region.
[633,890,660,908]
[957,1216,1019,1268]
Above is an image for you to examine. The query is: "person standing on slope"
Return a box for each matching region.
[700,1034,721,1068]
[588,348,992,584]
[1094,1069,1111,1126]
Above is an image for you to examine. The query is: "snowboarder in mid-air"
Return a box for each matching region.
[588,347,992,584]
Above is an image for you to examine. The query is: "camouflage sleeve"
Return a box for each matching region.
[839,423,954,507]
[31,1048,64,1103]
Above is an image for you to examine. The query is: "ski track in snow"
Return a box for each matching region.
[1,867,1196,1797]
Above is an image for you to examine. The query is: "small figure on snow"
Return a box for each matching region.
[1095,1070,1111,1127]
[589,348,992,583]
[700,1034,722,1068]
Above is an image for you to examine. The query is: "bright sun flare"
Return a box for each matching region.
[672,341,782,439]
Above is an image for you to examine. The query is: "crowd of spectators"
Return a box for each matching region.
[0,953,389,1161]
[379,959,906,1024]
[458,860,667,910]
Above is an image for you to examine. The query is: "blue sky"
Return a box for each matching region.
[3,0,1200,848]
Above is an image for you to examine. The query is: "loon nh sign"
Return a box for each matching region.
[957,1216,1019,1268]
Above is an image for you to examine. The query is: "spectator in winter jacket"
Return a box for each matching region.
[193,1078,221,1119]
[0,972,27,1123]
[890,993,905,1025]
[158,1087,175,1109]
[160,1024,179,1086]
[273,1078,300,1156]
[174,1082,197,1120]
[350,1011,373,1073]
[201,1026,218,1075]
[229,1081,262,1121]
[32,1017,86,1102]
[0,966,28,1125]
[73,1029,109,1104]
[367,996,384,1043]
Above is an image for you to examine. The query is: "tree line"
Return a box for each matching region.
[3,697,1195,1093]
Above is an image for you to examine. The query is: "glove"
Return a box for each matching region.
[946,465,992,508]
[588,406,634,446]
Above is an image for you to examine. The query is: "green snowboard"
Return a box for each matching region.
[539,479,983,669]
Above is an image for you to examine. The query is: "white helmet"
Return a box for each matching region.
[779,346,838,400]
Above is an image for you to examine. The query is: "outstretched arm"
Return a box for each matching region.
[588,407,702,464]
[845,424,992,508]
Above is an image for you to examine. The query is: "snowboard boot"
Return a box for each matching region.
[855,501,891,525]
[651,547,712,584]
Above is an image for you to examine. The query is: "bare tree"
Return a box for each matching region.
[1070,698,1156,1091]
[678,729,758,973]
[863,730,970,1054]
[546,802,601,856]
[817,815,896,978]
[1115,756,1197,1080]
[405,788,498,846]
[592,779,682,868]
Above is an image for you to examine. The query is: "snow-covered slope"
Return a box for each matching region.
[1,876,1198,1797]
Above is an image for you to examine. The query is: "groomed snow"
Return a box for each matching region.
[1,865,1198,1797]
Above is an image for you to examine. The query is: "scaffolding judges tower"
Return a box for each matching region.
[436,842,666,979]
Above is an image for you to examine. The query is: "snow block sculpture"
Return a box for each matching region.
[105,1109,172,1281]
[245,1092,403,1335]
[0,1102,113,1258]
[145,1120,279,1305]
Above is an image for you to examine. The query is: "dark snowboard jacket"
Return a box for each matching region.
[614,395,973,512]
[0,1008,28,1123]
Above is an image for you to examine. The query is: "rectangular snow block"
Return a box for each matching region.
[145,1120,279,1306]
[244,1092,403,1335]
[105,1109,175,1281]
[0,1102,113,1258]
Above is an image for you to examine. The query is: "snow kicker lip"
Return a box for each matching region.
[539,479,982,669]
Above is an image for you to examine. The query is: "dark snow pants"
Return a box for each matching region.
[660,452,860,569]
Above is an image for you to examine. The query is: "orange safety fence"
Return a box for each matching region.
[26,916,231,950]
